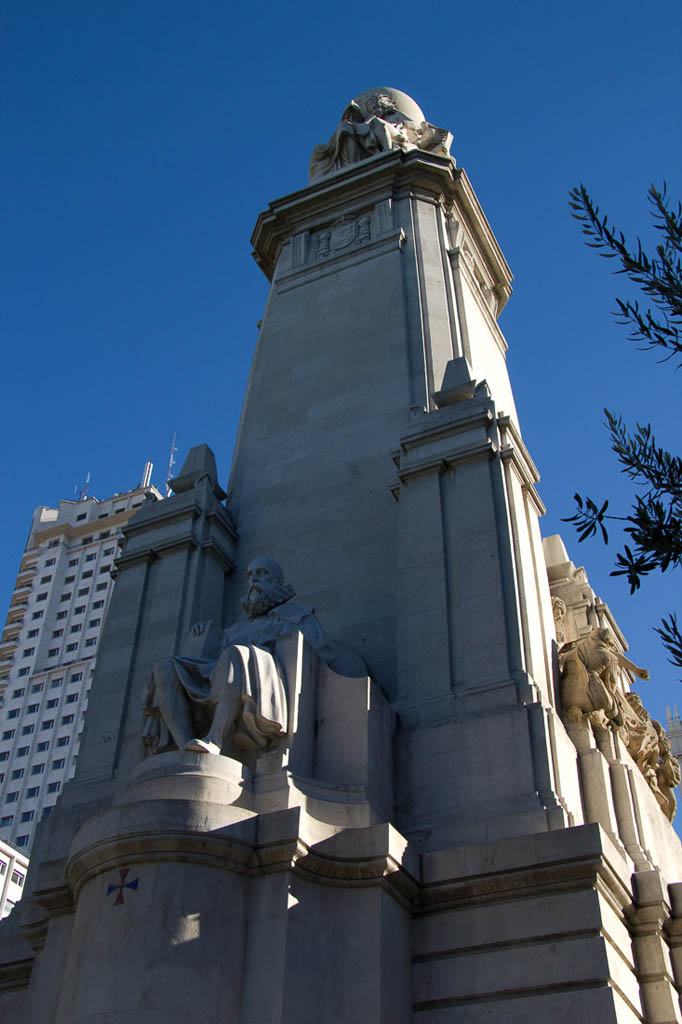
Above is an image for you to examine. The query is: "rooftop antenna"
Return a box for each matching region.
[78,470,91,502]
[141,461,153,489]
[165,432,178,497]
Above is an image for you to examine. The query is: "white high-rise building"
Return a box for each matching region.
[0,474,162,853]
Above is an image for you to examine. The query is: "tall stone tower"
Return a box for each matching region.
[1,87,681,1024]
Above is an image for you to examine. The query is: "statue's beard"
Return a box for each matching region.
[241,581,295,619]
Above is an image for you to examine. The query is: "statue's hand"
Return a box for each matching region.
[638,669,650,681]
[190,622,209,637]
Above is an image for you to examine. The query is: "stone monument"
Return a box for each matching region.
[1,86,682,1023]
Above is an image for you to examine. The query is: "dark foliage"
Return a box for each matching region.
[563,184,682,675]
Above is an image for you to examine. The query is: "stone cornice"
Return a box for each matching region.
[252,151,512,307]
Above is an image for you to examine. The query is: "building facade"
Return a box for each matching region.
[0,478,162,853]
[0,839,28,920]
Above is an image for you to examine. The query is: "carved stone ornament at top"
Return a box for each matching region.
[558,627,678,822]
[309,87,453,182]
[315,214,372,261]
[143,556,367,760]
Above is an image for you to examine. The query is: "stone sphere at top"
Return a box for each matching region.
[349,87,426,126]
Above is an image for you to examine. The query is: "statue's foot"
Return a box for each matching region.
[185,738,221,755]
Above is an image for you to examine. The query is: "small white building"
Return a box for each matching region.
[0,835,29,919]
[0,471,162,855]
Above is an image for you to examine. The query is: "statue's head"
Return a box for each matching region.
[241,557,296,618]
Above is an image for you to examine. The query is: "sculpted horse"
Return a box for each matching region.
[559,627,649,727]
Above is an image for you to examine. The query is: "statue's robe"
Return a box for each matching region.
[145,601,336,751]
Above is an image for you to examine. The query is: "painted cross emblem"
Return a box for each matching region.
[106,867,139,906]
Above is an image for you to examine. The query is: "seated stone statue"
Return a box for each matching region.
[309,87,452,182]
[143,557,365,757]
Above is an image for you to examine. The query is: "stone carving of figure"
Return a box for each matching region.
[551,596,567,644]
[652,721,681,822]
[622,692,662,777]
[143,557,365,756]
[309,87,452,182]
[559,627,649,727]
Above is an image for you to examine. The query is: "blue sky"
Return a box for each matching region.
[1,3,681,756]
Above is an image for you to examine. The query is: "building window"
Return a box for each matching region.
[57,736,70,747]
[70,624,82,634]
[85,638,96,648]
[70,673,83,682]
[93,600,104,610]
[0,752,8,762]
[27,629,39,638]
[64,575,75,584]
[48,781,61,793]
[31,611,44,620]
[0,816,14,827]
[5,792,19,803]
[36,742,49,752]
[7,710,19,719]
[18,667,30,677]
[65,693,78,704]
[50,678,63,688]
[16,747,29,757]
[52,759,65,770]
[76,513,87,522]
[100,531,111,540]
[41,808,53,820]
[2,730,15,741]
[26,787,39,798]
[56,610,67,620]
[40,575,52,584]
[31,682,44,693]
[66,643,78,652]
[45,558,56,567]
[74,605,85,615]
[48,539,59,547]
[96,582,107,592]
[41,721,54,731]
[11,870,25,886]
[21,725,34,735]
[21,647,34,657]
[20,811,34,823]
[82,536,93,544]
[26,704,39,714]
[85,553,96,562]
[10,769,24,780]
[31,764,45,775]
[16,836,29,847]
[52,629,63,639]
[48,648,59,657]
[99,565,111,574]
[81,571,92,580]
[88,618,101,628]
[61,715,74,725]
[115,507,125,514]
[68,558,79,567]
[36,592,47,601]
[46,699,59,709]
[11,688,25,699]
[60,593,71,602]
